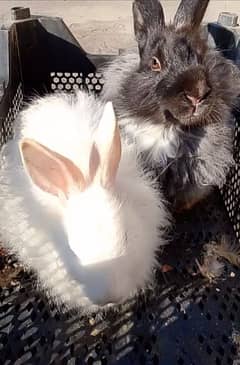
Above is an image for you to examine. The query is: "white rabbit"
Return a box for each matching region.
[0,91,169,311]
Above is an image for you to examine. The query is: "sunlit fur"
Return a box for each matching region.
[101,0,240,208]
[0,91,170,311]
[101,49,239,167]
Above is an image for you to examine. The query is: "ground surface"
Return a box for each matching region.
[0,1,240,54]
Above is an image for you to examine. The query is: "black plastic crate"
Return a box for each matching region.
[0,8,240,365]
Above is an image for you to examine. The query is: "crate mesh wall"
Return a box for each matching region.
[0,84,23,148]
[222,114,240,244]
[0,74,240,365]
[50,72,104,94]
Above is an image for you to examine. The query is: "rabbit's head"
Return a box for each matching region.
[120,0,240,127]
[18,100,164,305]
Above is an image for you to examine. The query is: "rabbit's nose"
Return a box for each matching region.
[186,94,202,106]
[185,81,211,106]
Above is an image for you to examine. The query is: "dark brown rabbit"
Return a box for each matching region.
[101,0,240,212]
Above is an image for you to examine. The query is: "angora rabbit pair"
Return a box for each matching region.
[1,0,239,312]
[0,91,169,311]
[101,0,240,211]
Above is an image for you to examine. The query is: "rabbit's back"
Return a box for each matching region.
[101,53,139,107]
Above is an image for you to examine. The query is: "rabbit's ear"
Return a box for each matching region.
[20,138,86,199]
[94,102,121,189]
[174,0,209,30]
[133,0,165,54]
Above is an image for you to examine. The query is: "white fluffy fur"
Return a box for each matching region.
[0,91,169,311]
[121,118,180,165]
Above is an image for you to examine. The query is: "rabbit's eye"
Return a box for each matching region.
[151,57,161,72]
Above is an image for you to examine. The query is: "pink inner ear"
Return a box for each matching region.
[100,126,121,188]
[94,102,122,189]
[20,139,85,198]
[89,143,100,182]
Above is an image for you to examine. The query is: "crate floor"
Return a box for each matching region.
[0,191,240,365]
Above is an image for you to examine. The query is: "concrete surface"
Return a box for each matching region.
[0,1,240,54]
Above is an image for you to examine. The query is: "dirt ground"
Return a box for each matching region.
[0,1,240,54]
